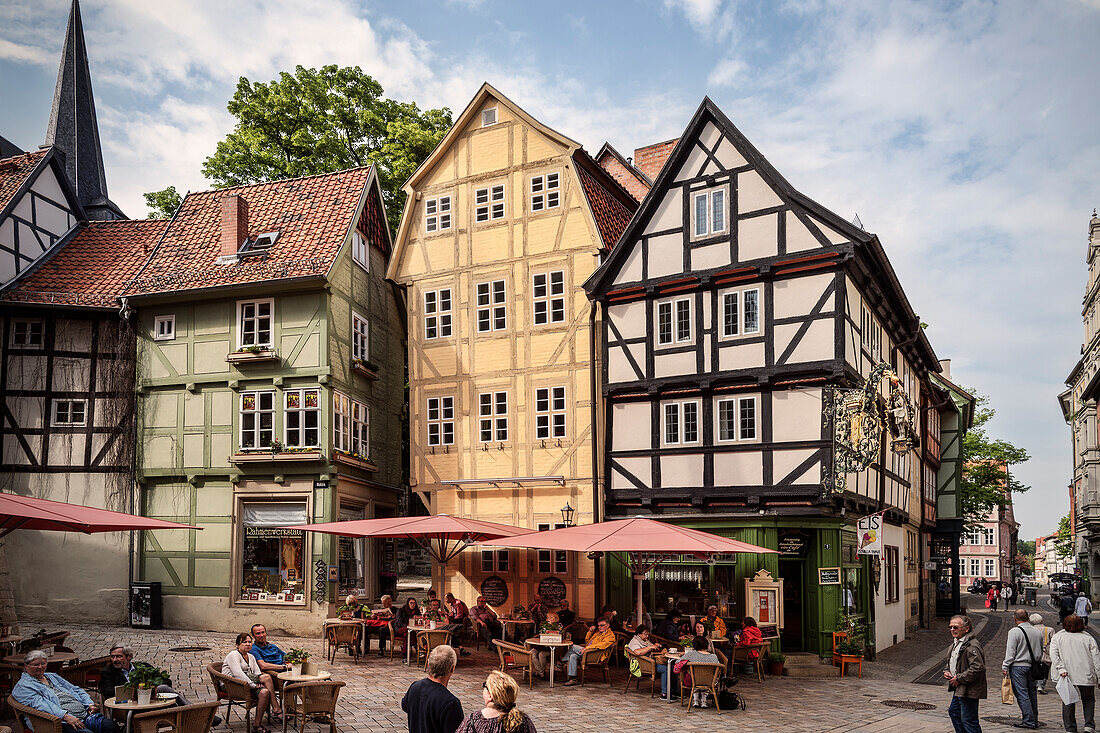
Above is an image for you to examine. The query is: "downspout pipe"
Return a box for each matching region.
[590,298,602,613]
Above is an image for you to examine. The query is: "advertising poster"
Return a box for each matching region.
[857,512,884,557]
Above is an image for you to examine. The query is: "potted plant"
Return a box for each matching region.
[425,607,446,629]
[128,663,169,704]
[766,651,786,676]
[835,611,869,660]
[284,649,310,676]
[511,605,529,620]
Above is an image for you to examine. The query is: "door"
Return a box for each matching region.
[778,559,804,651]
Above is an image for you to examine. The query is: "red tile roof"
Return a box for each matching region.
[2,219,167,307]
[595,143,651,203]
[124,167,376,297]
[574,152,638,250]
[0,150,48,216]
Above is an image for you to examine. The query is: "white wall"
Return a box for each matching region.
[874,521,907,650]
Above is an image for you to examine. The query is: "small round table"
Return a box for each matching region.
[524,638,572,689]
[656,651,684,703]
[276,670,332,683]
[3,651,79,666]
[0,635,23,654]
[104,695,176,733]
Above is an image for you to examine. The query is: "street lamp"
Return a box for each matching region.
[560,503,575,527]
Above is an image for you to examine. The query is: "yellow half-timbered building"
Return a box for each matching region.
[387,84,638,616]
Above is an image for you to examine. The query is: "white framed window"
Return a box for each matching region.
[535,386,567,440]
[482,108,498,127]
[475,185,505,222]
[352,311,369,361]
[476,280,507,332]
[656,297,692,346]
[983,527,995,545]
[716,395,758,442]
[692,186,728,238]
[481,548,509,572]
[985,559,995,577]
[352,231,369,271]
[530,173,560,212]
[351,400,369,457]
[334,392,369,457]
[284,388,320,448]
[969,558,980,577]
[9,319,44,349]
[154,315,176,341]
[425,196,452,233]
[479,391,508,442]
[424,289,452,339]
[720,287,761,338]
[237,298,274,348]
[427,396,455,446]
[662,400,700,445]
[861,304,883,357]
[51,399,86,427]
[537,523,568,574]
[532,271,565,325]
[240,391,275,449]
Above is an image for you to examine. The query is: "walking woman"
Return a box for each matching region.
[987,585,1000,612]
[222,632,282,733]
[455,669,537,733]
[1050,614,1100,732]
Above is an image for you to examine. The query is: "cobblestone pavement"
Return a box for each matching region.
[12,596,1073,733]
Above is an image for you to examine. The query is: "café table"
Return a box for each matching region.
[524,638,572,689]
[655,650,684,703]
[103,695,176,733]
[3,651,79,666]
[404,624,438,665]
[0,635,23,654]
[499,618,535,644]
[276,670,332,683]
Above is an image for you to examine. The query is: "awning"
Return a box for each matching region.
[0,492,200,538]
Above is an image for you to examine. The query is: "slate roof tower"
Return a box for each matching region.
[45,0,123,220]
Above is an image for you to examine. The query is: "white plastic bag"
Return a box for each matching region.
[1057,675,1082,705]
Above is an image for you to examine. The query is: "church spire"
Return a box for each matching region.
[45,0,123,219]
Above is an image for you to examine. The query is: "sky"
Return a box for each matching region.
[1,0,1098,543]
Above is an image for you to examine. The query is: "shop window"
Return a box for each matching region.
[338,507,365,595]
[885,545,899,603]
[240,502,307,604]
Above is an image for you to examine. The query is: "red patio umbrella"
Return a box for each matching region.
[481,517,777,626]
[0,492,201,538]
[280,513,531,564]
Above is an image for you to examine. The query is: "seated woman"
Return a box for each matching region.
[531,611,566,679]
[627,625,669,698]
[737,616,764,658]
[222,632,282,733]
[395,597,422,654]
[13,650,120,733]
[692,621,729,670]
[677,636,721,709]
[343,593,366,618]
[654,610,682,643]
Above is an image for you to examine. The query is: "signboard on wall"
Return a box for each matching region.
[818,567,841,585]
[856,512,884,557]
[480,575,509,607]
[778,529,810,557]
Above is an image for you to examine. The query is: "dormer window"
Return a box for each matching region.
[237,231,279,257]
[482,108,498,127]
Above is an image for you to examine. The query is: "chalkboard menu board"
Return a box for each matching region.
[818,567,841,585]
[777,529,809,557]
[537,576,567,606]
[480,575,509,607]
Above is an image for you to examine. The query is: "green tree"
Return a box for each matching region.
[143,186,181,219]
[959,389,1031,527]
[1055,514,1074,558]
[202,65,452,232]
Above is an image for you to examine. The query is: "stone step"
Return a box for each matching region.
[783,652,829,666]
[784,662,842,677]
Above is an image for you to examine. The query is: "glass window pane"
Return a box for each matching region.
[695,193,708,236]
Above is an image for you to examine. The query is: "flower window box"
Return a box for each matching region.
[227,348,279,364]
[352,359,380,381]
[332,450,378,472]
[230,448,324,463]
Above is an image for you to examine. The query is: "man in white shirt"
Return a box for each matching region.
[1003,609,1043,729]
[1075,593,1093,626]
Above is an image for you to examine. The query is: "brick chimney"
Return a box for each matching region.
[634,139,679,181]
[220,194,248,257]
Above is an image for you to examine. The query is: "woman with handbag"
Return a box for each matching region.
[222,632,282,733]
[1049,614,1100,732]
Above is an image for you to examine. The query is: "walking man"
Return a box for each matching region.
[945,614,986,733]
[1003,608,1043,729]
[1002,583,1015,611]
[401,645,463,733]
[1075,593,1092,627]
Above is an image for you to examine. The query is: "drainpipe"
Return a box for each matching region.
[120,299,137,614]
[590,300,602,613]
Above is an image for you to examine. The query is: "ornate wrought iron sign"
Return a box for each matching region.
[823,362,919,493]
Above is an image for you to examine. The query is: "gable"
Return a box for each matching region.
[0,153,81,287]
[587,102,869,295]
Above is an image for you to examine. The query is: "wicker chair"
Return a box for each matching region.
[59,655,111,696]
[414,630,452,669]
[387,620,403,661]
[132,701,219,733]
[8,694,63,733]
[578,645,612,687]
[731,642,769,682]
[622,647,658,697]
[491,640,533,689]
[680,662,724,713]
[206,663,258,733]
[281,680,345,733]
[325,624,361,665]
[611,632,632,668]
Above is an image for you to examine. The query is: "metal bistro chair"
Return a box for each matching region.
[132,701,219,733]
[622,647,658,697]
[415,630,452,670]
[206,663,259,733]
[281,680,345,733]
[8,694,63,733]
[491,640,533,689]
[325,624,361,665]
[680,662,724,714]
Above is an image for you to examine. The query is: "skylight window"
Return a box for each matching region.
[239,231,279,256]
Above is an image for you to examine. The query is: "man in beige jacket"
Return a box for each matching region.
[945,614,986,733]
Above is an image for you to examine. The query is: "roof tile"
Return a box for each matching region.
[574,154,637,250]
[0,150,48,215]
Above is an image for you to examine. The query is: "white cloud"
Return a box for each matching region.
[707,57,747,87]
[0,38,52,65]
[664,0,723,29]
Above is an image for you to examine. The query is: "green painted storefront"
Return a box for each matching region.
[603,518,873,657]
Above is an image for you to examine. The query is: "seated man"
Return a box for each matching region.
[557,599,576,628]
[627,625,669,697]
[560,617,616,686]
[654,610,683,642]
[249,624,293,674]
[444,593,471,647]
[528,594,546,627]
[16,650,120,733]
[362,594,396,657]
[428,599,470,657]
[702,605,727,638]
[98,645,201,712]
[469,596,502,646]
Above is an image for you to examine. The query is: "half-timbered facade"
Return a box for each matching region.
[586,98,942,654]
[122,167,404,633]
[388,84,637,617]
